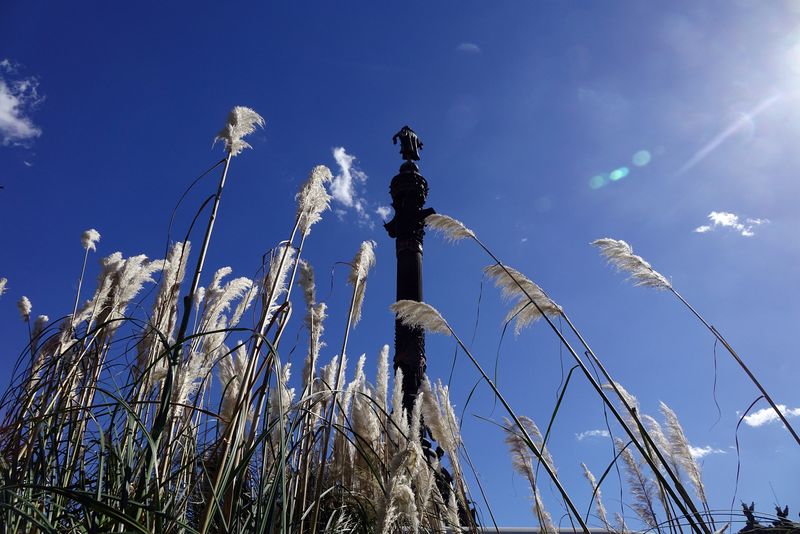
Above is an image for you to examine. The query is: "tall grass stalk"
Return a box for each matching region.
[391,299,590,534]
[426,213,711,534]
[592,237,800,448]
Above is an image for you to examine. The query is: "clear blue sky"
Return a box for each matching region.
[2,1,799,527]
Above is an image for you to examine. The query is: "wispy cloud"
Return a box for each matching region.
[743,405,800,427]
[456,42,481,54]
[575,429,610,441]
[375,205,392,221]
[688,445,725,459]
[331,146,372,227]
[0,59,44,146]
[693,211,769,237]
[677,94,781,176]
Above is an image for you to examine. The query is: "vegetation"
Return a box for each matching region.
[0,107,795,533]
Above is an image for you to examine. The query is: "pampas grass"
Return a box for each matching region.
[390,299,451,336]
[592,238,671,290]
[424,213,475,242]
[347,240,376,326]
[81,228,100,251]
[16,295,31,321]
[215,106,265,156]
[1,112,777,534]
[593,236,800,449]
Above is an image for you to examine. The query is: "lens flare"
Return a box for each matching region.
[632,150,651,166]
[609,167,629,181]
[589,174,607,189]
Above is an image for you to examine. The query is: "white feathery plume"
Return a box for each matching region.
[582,462,611,531]
[17,296,32,321]
[375,344,390,419]
[298,260,327,389]
[603,381,640,412]
[641,413,682,480]
[424,213,476,242]
[503,416,555,477]
[262,245,296,325]
[602,381,645,446]
[380,477,419,534]
[409,390,424,443]
[296,165,333,234]
[30,314,50,355]
[81,228,101,251]
[522,416,556,474]
[218,343,250,430]
[413,451,437,521]
[201,267,253,326]
[348,240,376,326]
[194,287,205,314]
[74,251,126,327]
[446,490,461,529]
[533,491,557,534]
[314,354,339,424]
[0,277,7,297]
[660,401,708,504]
[615,437,658,529]
[342,354,366,420]
[32,315,49,337]
[503,416,556,533]
[172,350,207,407]
[195,268,254,374]
[352,381,380,445]
[420,378,456,454]
[484,264,561,334]
[390,300,451,336]
[297,259,316,309]
[439,383,462,452]
[97,254,165,335]
[228,280,257,329]
[138,241,191,377]
[592,238,671,290]
[214,106,265,156]
[615,512,630,534]
[389,367,409,446]
[268,363,295,448]
[303,302,326,389]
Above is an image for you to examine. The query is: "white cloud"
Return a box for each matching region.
[520,237,528,243]
[743,404,800,427]
[0,59,43,146]
[576,429,610,441]
[375,205,392,220]
[688,445,725,459]
[693,211,769,237]
[456,42,481,54]
[331,147,373,227]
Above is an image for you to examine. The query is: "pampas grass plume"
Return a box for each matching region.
[348,240,376,326]
[81,229,101,251]
[296,165,333,234]
[484,264,561,333]
[390,300,451,336]
[17,296,32,321]
[215,106,265,156]
[592,238,671,290]
[582,462,611,530]
[660,401,708,504]
[0,278,7,297]
[424,213,475,242]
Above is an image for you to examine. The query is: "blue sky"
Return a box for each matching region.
[2,0,800,527]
